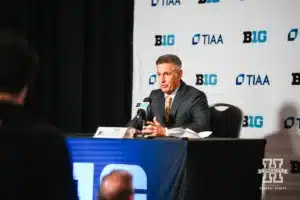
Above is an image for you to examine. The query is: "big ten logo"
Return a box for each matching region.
[243,115,264,128]
[284,116,300,134]
[290,160,300,174]
[135,102,150,110]
[149,74,157,85]
[195,74,217,86]
[151,0,181,7]
[154,34,175,46]
[291,73,300,85]
[100,164,147,200]
[288,28,298,42]
[236,74,270,86]
[258,158,288,184]
[198,0,220,4]
[243,30,267,43]
[73,163,95,200]
[192,33,223,45]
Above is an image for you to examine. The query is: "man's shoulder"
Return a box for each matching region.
[149,88,162,97]
[184,83,207,98]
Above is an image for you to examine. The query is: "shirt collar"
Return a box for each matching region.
[164,84,180,99]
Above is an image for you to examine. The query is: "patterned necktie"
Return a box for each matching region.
[164,95,172,124]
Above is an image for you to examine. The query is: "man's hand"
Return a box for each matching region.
[142,117,166,137]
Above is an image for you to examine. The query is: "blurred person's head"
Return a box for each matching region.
[98,170,133,200]
[156,54,183,95]
[0,30,38,105]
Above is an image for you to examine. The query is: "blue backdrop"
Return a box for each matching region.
[67,138,187,200]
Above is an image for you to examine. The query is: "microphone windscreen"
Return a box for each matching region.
[137,109,146,119]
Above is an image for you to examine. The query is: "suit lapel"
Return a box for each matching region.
[156,91,166,125]
[170,81,187,117]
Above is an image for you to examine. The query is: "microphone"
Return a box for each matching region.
[136,97,152,127]
[141,97,152,120]
[126,97,152,131]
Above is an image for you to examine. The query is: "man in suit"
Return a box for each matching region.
[0,30,77,199]
[142,54,211,136]
[98,170,134,200]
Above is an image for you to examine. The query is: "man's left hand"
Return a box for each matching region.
[142,118,166,137]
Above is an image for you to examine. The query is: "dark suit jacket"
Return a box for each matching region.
[147,80,211,133]
[0,102,78,200]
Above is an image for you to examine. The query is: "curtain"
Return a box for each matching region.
[0,0,134,134]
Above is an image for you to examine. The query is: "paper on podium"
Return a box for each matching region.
[167,128,212,139]
[94,127,128,138]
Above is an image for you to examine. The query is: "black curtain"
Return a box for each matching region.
[0,0,134,134]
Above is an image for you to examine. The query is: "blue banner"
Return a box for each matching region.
[67,138,187,200]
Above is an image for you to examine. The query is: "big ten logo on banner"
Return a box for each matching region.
[155,34,175,46]
[291,73,300,85]
[136,102,150,110]
[290,160,300,174]
[198,0,220,4]
[195,74,217,86]
[151,0,181,7]
[243,30,267,44]
[284,116,300,135]
[73,163,147,200]
[73,163,94,200]
[288,28,298,42]
[192,33,223,45]
[100,164,147,200]
[243,115,264,128]
[258,158,288,190]
[235,74,270,86]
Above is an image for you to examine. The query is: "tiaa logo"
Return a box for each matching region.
[284,116,300,136]
[236,74,270,86]
[151,0,181,7]
[149,74,157,85]
[192,33,223,45]
[288,28,298,41]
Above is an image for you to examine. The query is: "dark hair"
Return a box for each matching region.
[98,170,133,200]
[0,30,38,94]
[155,54,182,68]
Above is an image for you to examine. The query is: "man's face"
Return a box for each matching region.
[156,63,182,94]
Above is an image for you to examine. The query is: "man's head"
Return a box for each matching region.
[98,170,134,200]
[156,54,182,95]
[0,30,38,105]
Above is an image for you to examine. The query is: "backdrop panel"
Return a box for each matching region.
[133,1,300,199]
[133,0,300,139]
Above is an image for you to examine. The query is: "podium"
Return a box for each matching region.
[67,135,266,200]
